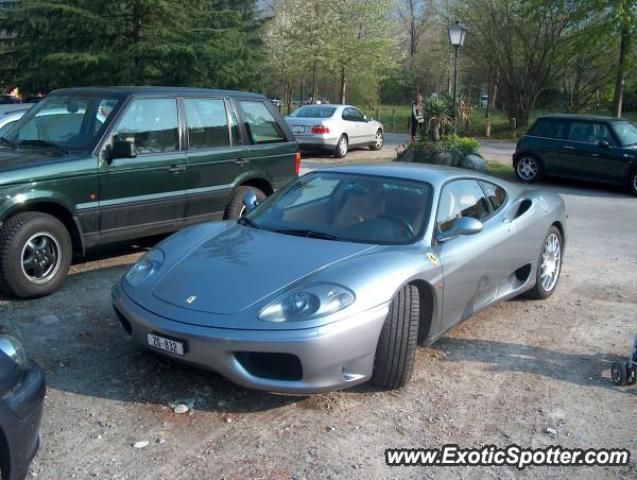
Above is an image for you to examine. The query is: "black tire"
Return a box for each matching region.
[629,170,637,196]
[611,362,627,386]
[371,284,420,389]
[514,154,543,183]
[370,129,384,151]
[626,364,636,385]
[526,226,563,300]
[0,212,72,298]
[223,185,267,220]
[333,135,348,158]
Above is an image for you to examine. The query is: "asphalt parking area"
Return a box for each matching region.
[0,166,635,479]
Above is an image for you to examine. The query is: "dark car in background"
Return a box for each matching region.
[513,114,637,195]
[0,335,45,480]
[0,87,300,298]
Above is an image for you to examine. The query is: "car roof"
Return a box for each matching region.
[47,86,266,100]
[314,162,509,189]
[538,114,626,123]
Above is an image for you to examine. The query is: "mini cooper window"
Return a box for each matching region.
[237,101,286,144]
[437,180,490,233]
[247,172,432,244]
[479,181,507,213]
[112,98,179,154]
[185,98,230,149]
[529,119,566,139]
[569,122,614,144]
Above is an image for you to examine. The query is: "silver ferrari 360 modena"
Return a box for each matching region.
[112,164,566,394]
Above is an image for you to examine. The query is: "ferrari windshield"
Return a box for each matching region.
[245,172,432,244]
[4,95,121,151]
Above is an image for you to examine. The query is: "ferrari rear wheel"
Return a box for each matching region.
[371,284,420,389]
[526,226,562,300]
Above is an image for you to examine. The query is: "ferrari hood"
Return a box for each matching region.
[152,224,376,315]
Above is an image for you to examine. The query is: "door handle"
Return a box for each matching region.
[234,158,249,166]
[168,165,186,173]
[589,153,600,157]
[562,145,575,150]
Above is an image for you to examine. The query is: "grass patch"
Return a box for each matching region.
[486,161,515,180]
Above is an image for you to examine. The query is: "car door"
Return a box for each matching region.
[182,97,246,219]
[342,107,367,146]
[561,121,627,182]
[233,99,298,191]
[433,179,516,330]
[98,97,186,239]
[526,118,568,176]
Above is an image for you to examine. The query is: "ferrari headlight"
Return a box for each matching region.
[125,249,165,287]
[0,335,29,369]
[258,283,355,323]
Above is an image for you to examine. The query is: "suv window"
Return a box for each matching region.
[185,98,229,149]
[479,181,507,212]
[111,98,178,155]
[529,119,566,139]
[437,180,490,233]
[237,100,286,144]
[569,122,614,144]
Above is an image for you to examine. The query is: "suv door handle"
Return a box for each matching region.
[168,165,186,173]
[562,145,575,150]
[589,153,600,157]
[234,158,249,166]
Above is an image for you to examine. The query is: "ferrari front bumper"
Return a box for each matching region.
[112,283,388,394]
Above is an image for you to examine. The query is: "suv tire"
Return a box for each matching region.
[224,186,267,219]
[0,212,72,298]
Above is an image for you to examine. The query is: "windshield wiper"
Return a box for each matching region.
[18,139,68,154]
[0,136,15,148]
[237,217,260,229]
[274,228,343,241]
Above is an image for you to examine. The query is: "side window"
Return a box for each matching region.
[436,180,490,233]
[237,100,286,145]
[111,98,179,155]
[351,108,366,122]
[530,119,565,139]
[184,98,229,149]
[342,107,355,121]
[479,181,507,212]
[568,121,611,144]
[94,99,118,133]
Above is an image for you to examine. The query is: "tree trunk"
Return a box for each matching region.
[311,59,317,103]
[340,65,346,104]
[613,23,629,118]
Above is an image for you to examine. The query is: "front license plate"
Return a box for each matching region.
[147,333,185,356]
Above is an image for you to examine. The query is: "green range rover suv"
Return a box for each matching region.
[513,114,637,195]
[0,87,300,298]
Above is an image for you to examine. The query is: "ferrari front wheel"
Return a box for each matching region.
[371,284,420,389]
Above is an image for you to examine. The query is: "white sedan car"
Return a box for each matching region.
[285,104,384,158]
[0,104,32,138]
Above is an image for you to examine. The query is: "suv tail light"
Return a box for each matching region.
[310,125,330,134]
[295,151,301,175]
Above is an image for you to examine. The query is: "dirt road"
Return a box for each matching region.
[0,162,635,479]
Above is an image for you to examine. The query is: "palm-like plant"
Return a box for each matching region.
[424,97,452,141]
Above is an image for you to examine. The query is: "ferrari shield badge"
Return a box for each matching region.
[426,252,440,267]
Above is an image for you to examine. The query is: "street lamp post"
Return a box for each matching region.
[448,20,468,134]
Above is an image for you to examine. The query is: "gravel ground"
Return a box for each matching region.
[0,156,635,480]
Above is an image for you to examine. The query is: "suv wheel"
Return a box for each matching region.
[0,212,72,298]
[515,155,543,183]
[224,186,267,219]
[629,170,637,196]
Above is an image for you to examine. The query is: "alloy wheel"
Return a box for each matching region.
[540,232,561,292]
[339,137,348,156]
[517,157,538,181]
[20,232,62,284]
[375,131,383,149]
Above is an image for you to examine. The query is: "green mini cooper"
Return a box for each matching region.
[513,114,637,195]
[0,87,300,298]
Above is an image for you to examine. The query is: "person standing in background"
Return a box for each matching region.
[411,94,424,142]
